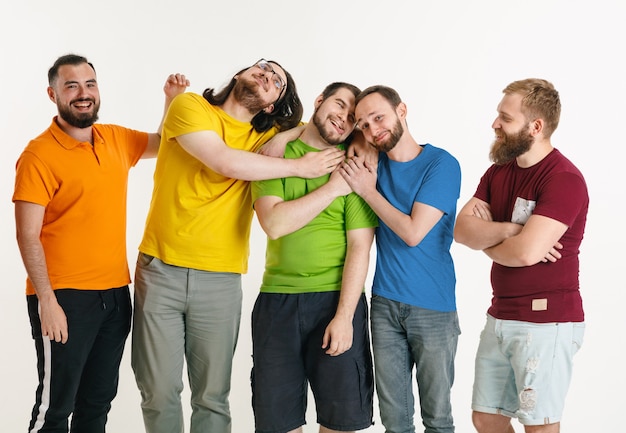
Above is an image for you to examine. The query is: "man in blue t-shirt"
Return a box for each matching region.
[341,85,462,433]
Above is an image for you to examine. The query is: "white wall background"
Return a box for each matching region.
[1,1,623,432]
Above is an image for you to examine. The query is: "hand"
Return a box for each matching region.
[322,316,353,356]
[163,73,190,100]
[347,130,378,167]
[472,201,493,221]
[541,241,563,263]
[39,294,68,344]
[298,147,346,178]
[339,156,377,198]
[327,167,352,197]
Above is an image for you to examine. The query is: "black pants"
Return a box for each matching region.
[27,287,132,433]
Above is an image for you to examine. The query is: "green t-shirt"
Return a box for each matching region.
[251,139,378,294]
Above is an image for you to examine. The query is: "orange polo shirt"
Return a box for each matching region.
[13,118,148,295]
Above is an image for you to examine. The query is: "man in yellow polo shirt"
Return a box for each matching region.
[13,53,188,433]
[131,59,346,433]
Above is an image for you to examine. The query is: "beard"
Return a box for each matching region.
[371,117,403,152]
[57,98,100,128]
[232,77,269,115]
[312,109,348,146]
[489,124,534,165]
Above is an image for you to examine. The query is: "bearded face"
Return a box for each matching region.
[489,122,534,165]
[57,96,100,129]
[370,116,404,153]
[232,76,268,115]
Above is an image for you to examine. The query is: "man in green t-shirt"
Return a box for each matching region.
[250,82,377,433]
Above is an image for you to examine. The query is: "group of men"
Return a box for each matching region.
[13,54,588,433]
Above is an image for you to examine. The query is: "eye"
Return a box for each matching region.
[272,77,282,89]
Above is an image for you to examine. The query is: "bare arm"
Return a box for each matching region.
[15,201,68,343]
[454,197,564,265]
[322,226,375,356]
[257,124,305,157]
[254,169,351,239]
[176,130,345,180]
[143,73,191,158]
[483,214,567,267]
[453,197,523,251]
[340,157,441,247]
[346,130,378,167]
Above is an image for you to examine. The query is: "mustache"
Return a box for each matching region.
[71,97,96,104]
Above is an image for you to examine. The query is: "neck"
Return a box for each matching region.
[56,116,93,144]
[299,124,338,150]
[516,139,553,168]
[387,133,422,162]
[221,96,257,123]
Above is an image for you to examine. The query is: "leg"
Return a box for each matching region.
[307,293,374,432]
[186,270,242,433]
[131,254,187,433]
[71,287,132,433]
[406,307,460,433]
[472,411,515,433]
[251,293,308,433]
[370,296,415,433]
[27,291,106,433]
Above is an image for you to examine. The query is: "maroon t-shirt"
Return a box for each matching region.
[475,149,588,323]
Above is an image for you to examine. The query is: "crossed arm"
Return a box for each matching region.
[454,197,566,266]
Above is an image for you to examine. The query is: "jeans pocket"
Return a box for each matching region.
[571,322,585,354]
[137,252,155,268]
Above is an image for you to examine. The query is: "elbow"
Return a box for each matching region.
[453,223,469,245]
[258,221,284,240]
[403,234,422,248]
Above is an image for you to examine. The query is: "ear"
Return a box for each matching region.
[313,94,324,110]
[529,118,544,137]
[396,101,408,120]
[47,86,56,104]
[263,104,275,114]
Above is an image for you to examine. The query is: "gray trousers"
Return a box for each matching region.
[131,253,242,433]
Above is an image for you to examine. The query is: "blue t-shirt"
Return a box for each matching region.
[373,144,461,312]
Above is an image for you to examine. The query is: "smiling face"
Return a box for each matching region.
[312,87,357,145]
[48,62,100,129]
[490,93,534,164]
[355,92,405,153]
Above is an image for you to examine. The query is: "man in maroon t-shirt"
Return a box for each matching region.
[454,78,588,433]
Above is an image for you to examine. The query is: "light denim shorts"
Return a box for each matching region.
[472,314,584,426]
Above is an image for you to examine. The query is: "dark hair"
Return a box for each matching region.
[48,54,96,86]
[320,82,361,100]
[202,59,303,133]
[355,85,402,109]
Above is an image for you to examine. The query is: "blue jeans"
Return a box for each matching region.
[371,296,460,433]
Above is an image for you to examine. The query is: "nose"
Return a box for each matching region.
[491,117,500,130]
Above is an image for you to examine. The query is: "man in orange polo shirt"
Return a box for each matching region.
[13,53,188,433]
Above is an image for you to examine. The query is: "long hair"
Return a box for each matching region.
[202,60,303,133]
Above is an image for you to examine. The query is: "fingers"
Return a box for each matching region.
[168,73,190,87]
[44,326,68,344]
